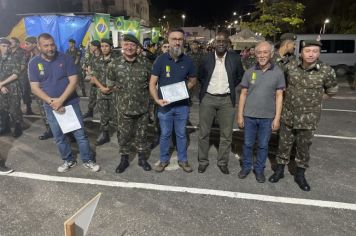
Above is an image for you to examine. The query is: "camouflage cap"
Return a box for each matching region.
[123,34,140,45]
[90,40,100,47]
[25,36,37,44]
[101,38,112,46]
[68,38,76,43]
[301,40,323,48]
[280,33,297,41]
[0,37,11,45]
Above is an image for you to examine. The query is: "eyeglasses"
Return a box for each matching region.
[162,46,169,48]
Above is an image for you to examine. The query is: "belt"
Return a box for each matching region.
[207,92,230,97]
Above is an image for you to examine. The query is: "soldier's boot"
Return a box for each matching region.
[0,111,11,135]
[268,164,285,183]
[83,109,94,120]
[294,167,311,191]
[12,122,23,138]
[138,153,151,171]
[39,125,53,140]
[25,104,35,115]
[115,154,129,173]
[95,131,110,146]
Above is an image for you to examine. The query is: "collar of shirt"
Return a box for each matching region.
[167,52,184,62]
[298,59,321,71]
[215,51,227,62]
[254,62,275,70]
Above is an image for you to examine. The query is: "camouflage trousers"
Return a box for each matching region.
[87,85,97,111]
[118,112,148,155]
[97,98,117,131]
[0,92,23,123]
[18,73,32,106]
[276,123,315,169]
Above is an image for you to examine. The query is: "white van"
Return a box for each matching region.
[295,34,356,75]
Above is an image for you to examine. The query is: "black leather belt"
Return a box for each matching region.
[207,92,230,97]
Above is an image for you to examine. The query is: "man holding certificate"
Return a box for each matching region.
[29,33,100,173]
[149,28,197,173]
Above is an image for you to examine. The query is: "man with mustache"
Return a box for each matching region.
[28,33,100,173]
[149,28,197,173]
[197,31,244,174]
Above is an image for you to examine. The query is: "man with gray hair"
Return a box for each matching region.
[237,41,285,182]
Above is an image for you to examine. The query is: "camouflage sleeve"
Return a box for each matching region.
[323,66,338,96]
[106,61,116,88]
[12,59,21,77]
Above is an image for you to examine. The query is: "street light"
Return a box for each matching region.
[182,14,186,27]
[233,11,237,16]
[322,18,330,34]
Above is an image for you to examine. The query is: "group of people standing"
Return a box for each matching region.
[0,29,338,193]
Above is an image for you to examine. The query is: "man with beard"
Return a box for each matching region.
[149,28,197,173]
[28,33,100,173]
[268,40,338,191]
[197,31,244,174]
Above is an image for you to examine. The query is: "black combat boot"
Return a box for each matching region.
[0,159,14,174]
[294,167,311,191]
[39,125,53,140]
[0,111,11,135]
[25,104,34,115]
[138,153,151,171]
[95,131,110,146]
[12,122,23,138]
[82,109,93,119]
[268,164,285,183]
[115,155,129,173]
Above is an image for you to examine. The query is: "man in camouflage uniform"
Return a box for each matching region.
[107,34,152,173]
[66,39,86,97]
[268,40,338,191]
[82,40,101,120]
[9,37,34,115]
[0,37,22,137]
[242,46,256,71]
[187,40,203,103]
[272,33,297,71]
[88,38,117,146]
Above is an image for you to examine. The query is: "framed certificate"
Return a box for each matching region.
[160,81,189,103]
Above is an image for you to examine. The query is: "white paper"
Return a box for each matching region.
[53,105,82,134]
[160,81,189,103]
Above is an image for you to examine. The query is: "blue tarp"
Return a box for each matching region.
[24,15,92,52]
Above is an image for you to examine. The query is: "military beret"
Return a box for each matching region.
[101,38,112,46]
[90,40,100,47]
[123,34,140,45]
[25,36,37,44]
[0,37,11,45]
[301,40,323,48]
[68,38,76,43]
[280,33,297,41]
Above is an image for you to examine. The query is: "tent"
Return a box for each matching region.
[229,28,264,50]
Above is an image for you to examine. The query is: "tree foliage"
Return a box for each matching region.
[243,0,305,39]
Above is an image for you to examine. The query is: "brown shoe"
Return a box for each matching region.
[155,162,169,173]
[178,161,193,173]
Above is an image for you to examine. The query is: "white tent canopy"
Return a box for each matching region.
[229,28,265,50]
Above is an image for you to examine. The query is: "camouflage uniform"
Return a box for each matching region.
[66,47,85,96]
[242,55,256,71]
[272,53,296,71]
[187,50,203,101]
[276,59,338,168]
[91,54,117,131]
[0,53,22,123]
[84,53,100,111]
[107,55,151,155]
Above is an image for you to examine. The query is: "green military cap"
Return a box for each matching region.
[0,37,11,45]
[280,33,297,41]
[25,36,37,44]
[123,34,140,45]
[90,40,100,47]
[301,40,323,48]
[68,38,76,43]
[101,38,112,46]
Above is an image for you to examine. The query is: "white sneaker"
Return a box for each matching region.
[83,160,100,172]
[57,160,77,173]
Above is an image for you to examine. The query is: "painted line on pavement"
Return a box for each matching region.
[313,134,356,140]
[7,172,356,211]
[322,108,356,113]
[333,96,356,100]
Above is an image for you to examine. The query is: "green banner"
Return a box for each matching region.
[151,27,161,43]
[123,20,140,39]
[115,16,125,31]
[93,13,110,40]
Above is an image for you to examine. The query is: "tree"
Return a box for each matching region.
[242,0,305,40]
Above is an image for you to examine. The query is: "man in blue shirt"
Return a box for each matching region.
[28,33,100,173]
[149,28,197,173]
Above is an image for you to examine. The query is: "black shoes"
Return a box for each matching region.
[115,155,129,173]
[218,165,229,175]
[268,164,285,183]
[83,110,93,120]
[238,169,251,179]
[138,158,152,171]
[198,164,208,173]
[39,127,53,140]
[254,170,266,183]
[95,131,110,146]
[294,167,311,191]
[12,122,22,138]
